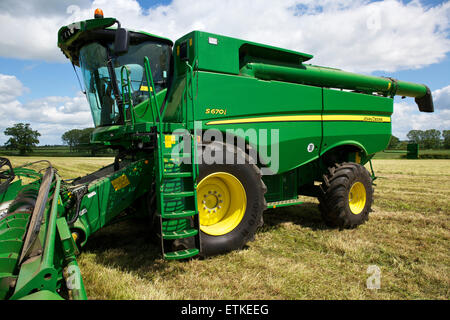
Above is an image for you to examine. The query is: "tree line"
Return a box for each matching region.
[61,127,109,156]
[388,129,450,149]
[1,123,101,155]
[61,128,95,152]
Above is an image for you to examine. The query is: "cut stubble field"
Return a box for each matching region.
[4,156,449,299]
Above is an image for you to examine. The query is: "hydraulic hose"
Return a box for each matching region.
[67,186,88,225]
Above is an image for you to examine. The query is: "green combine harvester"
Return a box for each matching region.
[0,10,433,300]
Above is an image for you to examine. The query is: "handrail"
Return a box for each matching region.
[184,61,199,177]
[143,57,161,128]
[185,62,194,128]
[120,66,135,125]
[142,57,199,180]
[143,57,165,184]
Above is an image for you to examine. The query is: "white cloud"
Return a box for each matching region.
[0,0,92,17]
[0,73,92,145]
[392,85,450,139]
[433,85,450,110]
[0,0,449,73]
[0,74,28,103]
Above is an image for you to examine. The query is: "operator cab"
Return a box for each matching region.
[58,14,173,128]
[79,38,172,126]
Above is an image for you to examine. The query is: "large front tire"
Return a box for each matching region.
[318,162,374,229]
[196,147,266,256]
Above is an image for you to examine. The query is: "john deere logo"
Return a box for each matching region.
[363,116,383,122]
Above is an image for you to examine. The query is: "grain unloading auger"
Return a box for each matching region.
[0,10,433,300]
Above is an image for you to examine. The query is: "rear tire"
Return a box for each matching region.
[318,162,373,229]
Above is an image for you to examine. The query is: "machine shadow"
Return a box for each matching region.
[82,218,171,275]
[260,201,334,232]
[82,201,333,273]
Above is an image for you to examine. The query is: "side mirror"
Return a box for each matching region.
[114,28,129,55]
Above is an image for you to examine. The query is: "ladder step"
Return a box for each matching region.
[164,248,199,260]
[163,191,195,198]
[162,210,197,219]
[162,228,198,240]
[163,153,191,158]
[266,197,303,209]
[164,172,192,179]
[165,131,190,136]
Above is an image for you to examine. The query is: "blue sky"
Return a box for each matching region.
[0,0,449,145]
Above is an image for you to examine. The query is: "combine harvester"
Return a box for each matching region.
[0,10,433,299]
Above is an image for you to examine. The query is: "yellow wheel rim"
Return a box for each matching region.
[197,172,247,236]
[348,182,366,215]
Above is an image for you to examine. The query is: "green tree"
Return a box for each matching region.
[387,135,400,149]
[442,130,450,149]
[421,129,441,149]
[4,123,40,155]
[79,128,94,146]
[406,130,423,145]
[407,129,442,149]
[62,128,95,153]
[61,129,82,152]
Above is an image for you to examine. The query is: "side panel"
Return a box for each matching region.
[196,71,323,174]
[196,32,240,74]
[262,170,298,202]
[77,158,153,237]
[321,89,393,156]
[163,77,186,123]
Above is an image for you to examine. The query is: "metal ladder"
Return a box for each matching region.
[143,58,201,259]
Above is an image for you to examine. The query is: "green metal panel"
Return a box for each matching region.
[77,158,153,238]
[192,71,322,174]
[173,30,312,76]
[196,32,240,74]
[321,88,393,156]
[163,77,187,123]
[262,170,298,202]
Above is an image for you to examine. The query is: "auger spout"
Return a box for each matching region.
[242,62,434,112]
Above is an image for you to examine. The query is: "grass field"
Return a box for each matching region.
[3,156,449,299]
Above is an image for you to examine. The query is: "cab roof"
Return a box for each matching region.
[58,17,172,66]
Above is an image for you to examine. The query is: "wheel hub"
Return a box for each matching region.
[348,181,366,215]
[197,172,246,236]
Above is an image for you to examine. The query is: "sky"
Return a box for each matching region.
[0,0,449,145]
